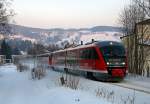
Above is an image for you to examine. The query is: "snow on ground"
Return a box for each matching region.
[105,73,150,95]
[125,74,150,88]
[0,62,150,104]
[0,64,110,104]
[79,77,150,104]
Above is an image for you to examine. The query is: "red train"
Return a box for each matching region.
[49,41,127,81]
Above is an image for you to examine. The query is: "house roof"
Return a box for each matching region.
[137,19,150,25]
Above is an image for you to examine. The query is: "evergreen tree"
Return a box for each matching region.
[0,0,14,34]
[12,47,20,55]
[1,39,12,59]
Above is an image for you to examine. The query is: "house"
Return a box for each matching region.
[136,19,150,76]
[136,19,150,45]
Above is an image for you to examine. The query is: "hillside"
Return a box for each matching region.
[8,24,123,46]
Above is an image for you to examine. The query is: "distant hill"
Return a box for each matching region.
[7,24,123,47]
[10,24,122,35]
[89,26,122,32]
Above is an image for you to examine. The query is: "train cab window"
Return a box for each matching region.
[80,48,98,59]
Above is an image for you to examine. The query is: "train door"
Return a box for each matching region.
[90,47,97,70]
[79,47,97,71]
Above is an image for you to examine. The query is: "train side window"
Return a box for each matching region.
[90,48,98,59]
[80,49,88,59]
[80,48,98,59]
[89,48,98,59]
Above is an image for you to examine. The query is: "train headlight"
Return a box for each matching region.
[107,62,110,65]
[122,62,125,65]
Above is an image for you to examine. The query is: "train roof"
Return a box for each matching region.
[95,41,124,47]
[52,41,124,54]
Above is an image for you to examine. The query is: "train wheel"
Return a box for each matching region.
[51,66,55,70]
[64,68,68,73]
[87,72,93,79]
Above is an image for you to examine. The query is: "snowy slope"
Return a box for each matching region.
[8,24,123,47]
[9,35,37,43]
[56,32,122,48]
[80,32,122,44]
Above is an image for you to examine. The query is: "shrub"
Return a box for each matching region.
[17,63,28,72]
[59,74,80,90]
[31,65,46,80]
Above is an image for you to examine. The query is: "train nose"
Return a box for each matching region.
[111,69,125,77]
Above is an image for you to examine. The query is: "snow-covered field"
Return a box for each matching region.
[0,63,150,104]
[0,64,110,104]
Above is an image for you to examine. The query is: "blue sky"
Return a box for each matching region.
[13,0,130,28]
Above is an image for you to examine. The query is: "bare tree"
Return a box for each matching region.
[119,0,150,75]
[119,3,142,74]
[133,0,150,17]
[0,0,14,35]
[28,43,48,55]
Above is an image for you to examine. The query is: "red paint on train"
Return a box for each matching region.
[49,41,128,80]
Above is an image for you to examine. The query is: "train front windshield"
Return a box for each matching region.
[100,45,125,57]
[100,45,126,66]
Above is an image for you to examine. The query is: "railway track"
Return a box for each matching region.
[51,68,150,94]
[108,81,150,94]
